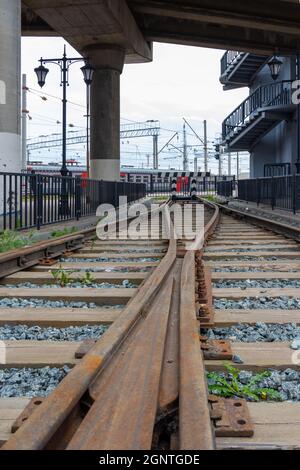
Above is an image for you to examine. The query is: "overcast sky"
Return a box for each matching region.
[22,37,249,174]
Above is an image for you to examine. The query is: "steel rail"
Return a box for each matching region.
[216,202,300,242]
[2,199,220,451]
[2,204,177,450]
[0,232,87,279]
[0,197,162,279]
[178,198,219,449]
[179,250,215,449]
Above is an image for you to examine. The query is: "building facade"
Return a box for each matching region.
[220,51,299,177]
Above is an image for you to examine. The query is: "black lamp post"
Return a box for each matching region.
[34,45,94,215]
[268,56,283,81]
[81,63,94,177]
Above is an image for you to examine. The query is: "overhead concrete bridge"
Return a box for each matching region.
[2,1,300,179]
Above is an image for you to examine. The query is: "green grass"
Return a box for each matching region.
[150,196,168,202]
[0,230,37,254]
[207,362,282,402]
[50,226,77,238]
[202,195,224,203]
[50,265,95,287]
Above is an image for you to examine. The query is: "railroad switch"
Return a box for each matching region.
[209,395,254,438]
[199,336,233,360]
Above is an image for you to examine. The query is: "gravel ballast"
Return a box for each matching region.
[206,247,299,252]
[213,280,300,289]
[61,266,152,273]
[206,368,300,401]
[60,257,160,263]
[0,366,71,397]
[3,280,137,289]
[203,323,300,342]
[0,324,108,341]
[213,267,299,273]
[207,256,288,261]
[0,298,114,309]
[214,297,300,310]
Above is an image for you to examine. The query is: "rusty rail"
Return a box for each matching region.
[2,199,220,451]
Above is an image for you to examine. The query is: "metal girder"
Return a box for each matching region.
[27,121,160,152]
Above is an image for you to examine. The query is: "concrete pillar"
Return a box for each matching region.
[86,46,125,181]
[0,0,21,174]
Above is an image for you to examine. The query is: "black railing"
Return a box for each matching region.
[238,175,300,213]
[220,51,242,76]
[222,80,294,140]
[146,176,234,197]
[264,163,291,177]
[0,172,146,231]
[217,180,235,198]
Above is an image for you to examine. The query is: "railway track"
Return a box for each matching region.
[2,197,300,450]
[203,203,300,450]
[0,198,217,450]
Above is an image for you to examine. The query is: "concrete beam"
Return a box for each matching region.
[22,0,152,63]
[132,16,300,54]
[129,0,300,54]
[130,0,300,35]
[22,5,55,35]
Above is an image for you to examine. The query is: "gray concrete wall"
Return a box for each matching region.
[249,56,297,177]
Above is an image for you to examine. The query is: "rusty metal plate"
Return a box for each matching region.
[75,339,97,359]
[11,397,45,433]
[200,336,233,360]
[209,395,254,437]
[39,258,58,266]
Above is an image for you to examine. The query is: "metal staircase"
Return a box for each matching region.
[222,80,296,151]
[220,51,269,90]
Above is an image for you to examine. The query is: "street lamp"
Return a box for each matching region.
[34,64,49,88]
[35,45,93,177]
[81,63,95,177]
[34,45,94,215]
[81,63,94,86]
[268,56,283,81]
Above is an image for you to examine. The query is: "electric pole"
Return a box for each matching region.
[204,120,208,174]
[228,152,232,176]
[153,135,158,169]
[236,152,239,180]
[183,123,188,171]
[22,74,28,170]
[194,154,198,173]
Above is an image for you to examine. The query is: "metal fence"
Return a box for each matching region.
[0,172,146,231]
[217,180,235,198]
[147,176,234,197]
[220,50,241,76]
[237,175,300,213]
